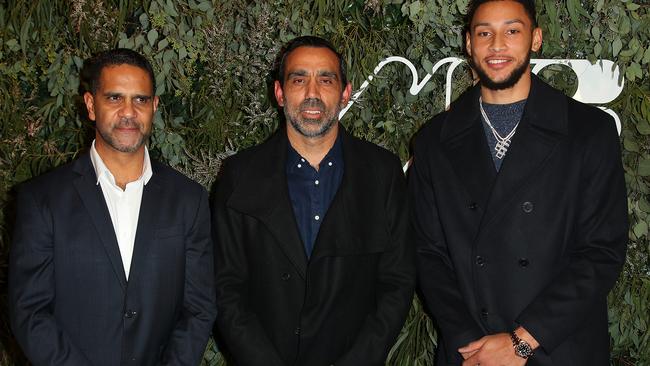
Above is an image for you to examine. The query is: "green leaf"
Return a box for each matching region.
[639,158,650,176]
[613,38,623,57]
[158,38,169,51]
[635,118,650,135]
[633,220,648,238]
[147,29,158,46]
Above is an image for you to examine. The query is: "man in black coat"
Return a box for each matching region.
[213,36,415,366]
[9,49,216,365]
[410,1,628,365]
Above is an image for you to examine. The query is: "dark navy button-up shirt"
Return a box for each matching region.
[286,135,344,258]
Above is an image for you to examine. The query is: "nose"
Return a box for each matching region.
[305,78,319,99]
[489,33,506,52]
[119,99,136,119]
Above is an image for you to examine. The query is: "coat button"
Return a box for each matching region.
[281,273,291,281]
[468,202,479,210]
[481,308,489,317]
[475,256,485,266]
[518,258,530,267]
[124,310,137,318]
[522,201,534,213]
[294,327,301,335]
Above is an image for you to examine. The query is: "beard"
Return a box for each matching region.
[97,118,150,153]
[284,98,340,138]
[470,51,531,91]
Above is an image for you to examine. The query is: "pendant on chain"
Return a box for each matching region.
[495,139,510,159]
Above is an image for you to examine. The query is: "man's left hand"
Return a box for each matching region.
[458,333,527,366]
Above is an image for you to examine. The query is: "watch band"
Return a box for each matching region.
[510,330,534,359]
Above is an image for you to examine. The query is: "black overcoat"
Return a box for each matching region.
[410,75,628,365]
[213,128,415,366]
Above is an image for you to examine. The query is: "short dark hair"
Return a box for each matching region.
[466,0,538,29]
[85,48,155,95]
[276,36,348,88]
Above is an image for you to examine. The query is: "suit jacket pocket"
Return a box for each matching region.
[154,225,183,239]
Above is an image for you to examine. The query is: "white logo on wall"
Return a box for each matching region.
[340,57,624,134]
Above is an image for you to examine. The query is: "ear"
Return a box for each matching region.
[465,30,472,57]
[340,82,352,106]
[531,27,543,53]
[274,80,285,107]
[152,95,160,113]
[83,92,96,121]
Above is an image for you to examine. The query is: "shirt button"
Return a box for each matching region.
[328,162,333,166]
[297,164,302,168]
[315,180,319,185]
[475,256,485,266]
[522,201,534,213]
[301,158,305,162]
[314,215,320,221]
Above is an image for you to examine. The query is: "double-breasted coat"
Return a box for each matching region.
[410,75,628,365]
[213,128,415,366]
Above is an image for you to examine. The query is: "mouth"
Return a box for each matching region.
[301,109,323,118]
[485,57,513,69]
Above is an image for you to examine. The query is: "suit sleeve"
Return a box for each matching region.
[160,187,218,365]
[409,136,484,365]
[213,159,287,366]
[335,158,416,366]
[9,185,93,365]
[516,114,628,353]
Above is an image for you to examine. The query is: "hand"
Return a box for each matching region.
[458,333,527,366]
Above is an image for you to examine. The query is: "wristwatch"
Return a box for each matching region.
[510,330,534,359]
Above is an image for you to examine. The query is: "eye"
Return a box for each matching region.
[134,96,151,104]
[320,78,333,85]
[106,95,122,102]
[477,31,491,37]
[506,29,520,35]
[292,78,305,84]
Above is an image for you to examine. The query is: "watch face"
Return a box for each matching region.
[515,341,534,358]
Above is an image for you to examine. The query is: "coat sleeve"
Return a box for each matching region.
[409,135,484,365]
[213,159,287,366]
[335,158,416,366]
[9,185,93,365]
[160,187,218,365]
[515,113,628,353]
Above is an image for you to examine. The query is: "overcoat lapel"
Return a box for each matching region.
[479,75,567,229]
[310,129,366,260]
[227,132,308,279]
[441,85,497,209]
[127,177,162,284]
[72,155,127,290]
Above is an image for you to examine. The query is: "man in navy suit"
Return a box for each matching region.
[9,48,216,365]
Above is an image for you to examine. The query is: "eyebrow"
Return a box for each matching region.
[286,70,339,79]
[473,19,525,30]
[102,92,153,99]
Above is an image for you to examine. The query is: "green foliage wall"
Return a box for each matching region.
[0,0,648,365]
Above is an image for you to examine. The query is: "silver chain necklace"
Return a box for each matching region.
[479,97,520,159]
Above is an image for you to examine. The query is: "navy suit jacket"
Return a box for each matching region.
[9,153,217,366]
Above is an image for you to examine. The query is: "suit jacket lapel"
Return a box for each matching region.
[479,74,568,229]
[72,154,127,290]
[227,132,308,279]
[127,175,161,284]
[441,85,497,209]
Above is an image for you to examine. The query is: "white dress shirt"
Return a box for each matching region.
[89,140,152,280]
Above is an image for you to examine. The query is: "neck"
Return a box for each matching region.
[287,123,339,171]
[95,139,145,190]
[480,68,532,104]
